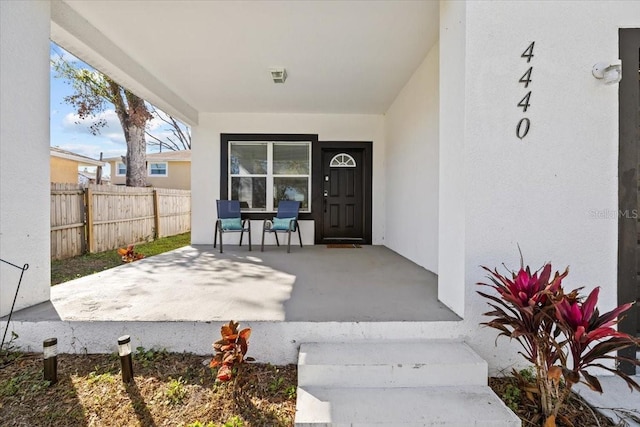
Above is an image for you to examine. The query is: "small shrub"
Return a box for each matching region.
[0,376,21,397]
[210,321,254,382]
[222,416,244,427]
[269,376,285,392]
[478,257,640,427]
[117,244,144,263]
[502,383,522,411]
[135,346,167,368]
[0,332,22,366]
[0,370,49,397]
[186,422,215,427]
[87,371,115,385]
[166,377,187,405]
[518,367,535,384]
[285,385,297,399]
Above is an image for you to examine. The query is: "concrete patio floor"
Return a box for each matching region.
[8,245,460,323]
[3,245,637,423]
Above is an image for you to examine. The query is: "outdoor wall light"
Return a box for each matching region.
[43,337,58,385]
[592,60,622,85]
[269,68,287,83]
[117,335,134,383]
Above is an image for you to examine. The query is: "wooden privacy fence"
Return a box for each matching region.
[51,183,191,260]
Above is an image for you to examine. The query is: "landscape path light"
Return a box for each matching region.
[43,337,58,385]
[118,335,134,383]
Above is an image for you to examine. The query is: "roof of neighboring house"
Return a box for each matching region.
[103,150,191,163]
[78,170,110,182]
[50,146,105,166]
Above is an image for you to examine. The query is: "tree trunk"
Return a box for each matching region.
[106,78,151,187]
[126,124,147,187]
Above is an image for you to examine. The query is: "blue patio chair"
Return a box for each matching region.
[214,200,251,253]
[261,200,303,253]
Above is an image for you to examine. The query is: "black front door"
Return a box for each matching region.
[321,149,364,242]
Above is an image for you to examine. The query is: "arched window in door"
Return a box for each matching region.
[329,153,356,168]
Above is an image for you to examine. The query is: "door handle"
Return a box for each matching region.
[323,190,328,197]
[324,198,327,213]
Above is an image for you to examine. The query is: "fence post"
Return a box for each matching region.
[85,187,95,253]
[153,189,160,239]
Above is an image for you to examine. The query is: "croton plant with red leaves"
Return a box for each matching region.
[210,320,254,382]
[117,244,144,263]
[478,259,639,427]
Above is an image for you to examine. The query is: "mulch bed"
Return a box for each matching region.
[0,352,296,427]
[2,351,624,427]
[489,376,616,427]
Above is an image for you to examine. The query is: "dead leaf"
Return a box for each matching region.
[543,414,556,427]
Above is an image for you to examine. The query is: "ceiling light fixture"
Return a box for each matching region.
[270,68,287,84]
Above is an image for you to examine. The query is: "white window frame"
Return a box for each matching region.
[228,141,311,213]
[148,162,168,177]
[116,162,127,176]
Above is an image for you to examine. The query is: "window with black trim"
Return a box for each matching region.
[229,141,311,212]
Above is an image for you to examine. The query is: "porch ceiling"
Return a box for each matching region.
[54,1,438,120]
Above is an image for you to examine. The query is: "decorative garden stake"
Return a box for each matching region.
[478,259,639,427]
[43,337,58,385]
[118,335,134,383]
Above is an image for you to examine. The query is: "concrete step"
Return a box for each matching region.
[298,341,488,388]
[295,385,521,427]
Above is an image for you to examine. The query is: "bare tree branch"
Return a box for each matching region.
[146,105,191,151]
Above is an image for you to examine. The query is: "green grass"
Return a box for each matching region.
[51,232,191,285]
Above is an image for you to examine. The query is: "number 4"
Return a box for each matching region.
[519,67,533,88]
[518,92,531,112]
[521,42,535,63]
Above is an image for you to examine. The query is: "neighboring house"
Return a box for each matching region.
[1,1,638,372]
[50,146,104,184]
[78,169,110,187]
[104,150,191,190]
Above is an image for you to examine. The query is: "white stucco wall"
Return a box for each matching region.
[455,1,640,371]
[384,44,439,274]
[438,0,467,317]
[191,114,385,246]
[0,0,51,317]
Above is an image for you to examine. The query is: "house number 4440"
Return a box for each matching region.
[517,41,534,139]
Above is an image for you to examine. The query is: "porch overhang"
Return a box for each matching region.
[50,0,199,125]
[50,0,439,117]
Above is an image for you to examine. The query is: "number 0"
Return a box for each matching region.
[517,118,530,139]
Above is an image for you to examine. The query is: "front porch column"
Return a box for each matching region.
[438,0,467,317]
[0,0,51,317]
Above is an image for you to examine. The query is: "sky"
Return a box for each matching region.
[50,42,188,178]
